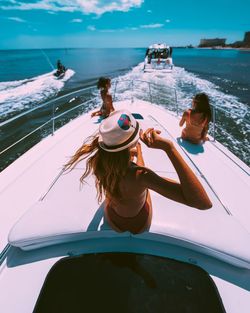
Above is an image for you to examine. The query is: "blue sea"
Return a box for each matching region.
[0,48,249,169]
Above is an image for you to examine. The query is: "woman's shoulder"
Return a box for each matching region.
[130,164,157,186]
[128,163,152,177]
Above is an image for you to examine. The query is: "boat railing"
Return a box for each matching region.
[113,79,180,122]
[113,79,249,142]
[0,85,98,129]
[0,79,249,171]
[0,85,99,170]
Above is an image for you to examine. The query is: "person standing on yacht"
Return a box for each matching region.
[179,93,212,144]
[91,77,115,118]
[65,110,212,234]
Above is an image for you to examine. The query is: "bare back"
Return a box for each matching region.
[107,164,147,217]
[181,109,208,143]
[101,89,114,116]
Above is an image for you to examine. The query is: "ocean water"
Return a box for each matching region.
[0,48,249,169]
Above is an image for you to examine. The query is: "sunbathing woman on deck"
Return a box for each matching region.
[91,77,115,118]
[65,110,212,234]
[179,93,212,144]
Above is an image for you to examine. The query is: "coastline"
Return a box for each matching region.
[195,47,250,51]
[172,46,250,51]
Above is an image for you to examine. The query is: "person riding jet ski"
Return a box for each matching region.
[54,60,66,77]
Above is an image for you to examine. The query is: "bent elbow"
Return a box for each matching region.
[199,202,212,210]
[195,200,213,210]
[186,198,213,210]
[184,190,213,210]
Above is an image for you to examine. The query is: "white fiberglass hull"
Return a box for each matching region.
[0,99,249,312]
[144,57,174,73]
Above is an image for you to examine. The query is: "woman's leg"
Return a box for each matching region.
[91,110,102,117]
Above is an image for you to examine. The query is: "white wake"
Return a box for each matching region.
[0,69,75,115]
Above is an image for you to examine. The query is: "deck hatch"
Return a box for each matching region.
[34,253,225,313]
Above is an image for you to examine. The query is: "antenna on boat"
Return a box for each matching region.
[40,49,55,71]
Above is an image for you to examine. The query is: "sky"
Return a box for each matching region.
[1,0,250,49]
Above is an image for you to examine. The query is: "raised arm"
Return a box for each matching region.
[179,111,187,127]
[139,129,212,210]
[135,142,145,167]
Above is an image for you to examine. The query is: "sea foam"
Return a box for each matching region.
[113,63,250,164]
[0,69,75,116]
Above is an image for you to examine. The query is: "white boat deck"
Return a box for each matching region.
[1,100,250,252]
[146,104,250,230]
[0,100,250,313]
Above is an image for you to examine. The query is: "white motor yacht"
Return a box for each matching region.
[144,43,174,73]
[0,80,249,313]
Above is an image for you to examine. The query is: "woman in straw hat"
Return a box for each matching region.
[65,110,212,234]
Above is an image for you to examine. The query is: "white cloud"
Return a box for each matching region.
[123,26,138,31]
[165,19,171,23]
[87,25,96,31]
[1,0,144,15]
[7,17,26,23]
[100,29,116,33]
[140,23,164,29]
[71,18,82,23]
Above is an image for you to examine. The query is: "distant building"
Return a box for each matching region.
[199,38,226,47]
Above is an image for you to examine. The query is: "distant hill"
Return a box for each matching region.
[198,32,250,48]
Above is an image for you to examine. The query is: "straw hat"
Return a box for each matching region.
[98,110,140,152]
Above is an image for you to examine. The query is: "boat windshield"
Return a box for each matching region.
[146,48,172,59]
[34,253,225,313]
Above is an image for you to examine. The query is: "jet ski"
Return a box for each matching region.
[54,60,67,79]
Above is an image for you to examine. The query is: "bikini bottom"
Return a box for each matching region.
[105,201,150,234]
[181,132,202,144]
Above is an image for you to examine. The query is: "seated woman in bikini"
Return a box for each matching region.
[65,110,212,234]
[91,77,115,118]
[179,93,212,144]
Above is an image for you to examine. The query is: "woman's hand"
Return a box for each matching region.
[140,128,174,151]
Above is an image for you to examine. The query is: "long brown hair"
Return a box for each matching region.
[64,134,130,202]
[97,77,111,90]
[193,93,212,122]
